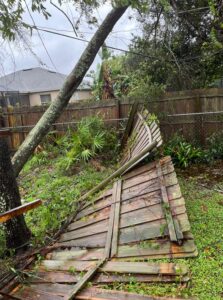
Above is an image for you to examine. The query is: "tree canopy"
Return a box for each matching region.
[92,0,223,97]
[129,0,223,90]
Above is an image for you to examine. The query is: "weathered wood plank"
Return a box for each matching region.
[116,239,197,258]
[122,160,174,190]
[104,181,117,258]
[76,196,113,220]
[0,200,42,223]
[58,232,107,248]
[66,258,106,299]
[29,271,189,284]
[121,100,139,148]
[11,284,69,300]
[101,262,188,276]
[111,180,122,257]
[40,260,188,276]
[76,287,189,300]
[119,219,168,244]
[67,207,110,232]
[46,248,104,261]
[59,220,109,242]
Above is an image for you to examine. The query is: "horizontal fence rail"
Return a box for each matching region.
[1,88,223,150]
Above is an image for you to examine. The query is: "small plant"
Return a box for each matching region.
[68,266,77,275]
[56,116,118,171]
[205,131,223,160]
[164,134,203,168]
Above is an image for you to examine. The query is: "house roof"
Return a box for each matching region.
[0,67,91,93]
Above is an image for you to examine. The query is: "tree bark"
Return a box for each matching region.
[0,138,31,249]
[12,5,128,177]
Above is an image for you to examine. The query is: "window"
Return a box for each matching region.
[40,94,51,105]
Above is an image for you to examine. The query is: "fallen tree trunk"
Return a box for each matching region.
[12,5,128,177]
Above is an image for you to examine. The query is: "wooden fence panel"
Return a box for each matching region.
[1,88,223,151]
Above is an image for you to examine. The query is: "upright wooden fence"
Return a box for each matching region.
[1,88,223,151]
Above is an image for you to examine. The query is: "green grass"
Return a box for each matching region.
[17,153,115,247]
[105,175,223,300]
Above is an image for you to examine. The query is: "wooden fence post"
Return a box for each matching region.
[194,95,204,145]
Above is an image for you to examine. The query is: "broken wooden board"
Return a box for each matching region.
[10,286,193,300]
[0,200,42,223]
[58,157,194,250]
[121,106,163,166]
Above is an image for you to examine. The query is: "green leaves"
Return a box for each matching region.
[56,116,107,170]
[164,134,203,168]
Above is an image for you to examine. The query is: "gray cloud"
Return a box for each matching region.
[1,2,140,76]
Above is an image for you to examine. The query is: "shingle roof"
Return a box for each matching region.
[0,67,91,93]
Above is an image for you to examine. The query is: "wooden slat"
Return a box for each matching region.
[11,286,190,300]
[128,126,149,155]
[67,207,110,232]
[46,248,105,261]
[116,239,197,258]
[76,287,189,300]
[156,162,179,243]
[59,219,109,242]
[104,181,117,258]
[11,284,70,300]
[111,180,122,257]
[40,260,188,276]
[0,200,42,223]
[121,101,139,148]
[66,258,106,299]
[30,271,189,284]
[58,232,107,248]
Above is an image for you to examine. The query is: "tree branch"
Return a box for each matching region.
[50,1,78,37]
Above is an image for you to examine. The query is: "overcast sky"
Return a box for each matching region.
[0,2,142,77]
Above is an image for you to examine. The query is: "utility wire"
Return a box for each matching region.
[30,25,156,59]
[29,25,223,62]
[177,6,210,14]
[24,0,59,72]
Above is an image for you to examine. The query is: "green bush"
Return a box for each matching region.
[164,134,203,168]
[56,116,119,171]
[205,131,223,160]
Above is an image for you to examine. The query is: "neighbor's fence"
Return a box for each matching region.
[0,100,129,151]
[1,88,223,151]
[160,111,223,145]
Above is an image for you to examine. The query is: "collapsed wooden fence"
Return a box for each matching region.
[1,106,196,300]
[1,88,223,150]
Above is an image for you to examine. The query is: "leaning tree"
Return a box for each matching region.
[0,0,138,249]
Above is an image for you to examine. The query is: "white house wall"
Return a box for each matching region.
[29,90,92,106]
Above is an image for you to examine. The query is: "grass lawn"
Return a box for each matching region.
[1,152,222,300]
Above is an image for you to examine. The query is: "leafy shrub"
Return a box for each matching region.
[205,131,223,160]
[164,134,203,168]
[56,116,119,171]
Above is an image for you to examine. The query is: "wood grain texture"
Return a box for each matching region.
[0,199,42,223]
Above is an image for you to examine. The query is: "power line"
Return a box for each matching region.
[30,25,223,62]
[30,25,169,60]
[24,0,59,72]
